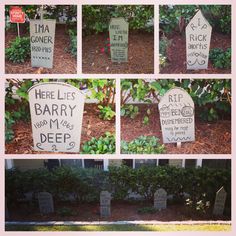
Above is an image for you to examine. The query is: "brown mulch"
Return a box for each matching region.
[5,25,77,74]
[5,104,115,154]
[160,32,231,74]
[82,32,154,74]
[8,201,230,221]
[121,104,231,154]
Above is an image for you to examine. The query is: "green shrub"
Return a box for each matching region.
[137,206,157,214]
[57,207,76,217]
[5,37,30,63]
[5,111,15,143]
[121,136,165,154]
[120,104,139,119]
[68,29,77,57]
[209,48,231,69]
[81,132,115,154]
[98,105,115,120]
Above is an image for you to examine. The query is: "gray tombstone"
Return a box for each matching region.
[109,18,129,63]
[38,192,54,214]
[100,191,111,217]
[28,82,85,153]
[30,19,56,68]
[186,10,212,70]
[213,187,227,215]
[158,87,195,143]
[154,188,167,210]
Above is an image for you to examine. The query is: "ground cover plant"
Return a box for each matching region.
[5,79,115,154]
[159,5,231,74]
[121,79,231,154]
[82,5,154,74]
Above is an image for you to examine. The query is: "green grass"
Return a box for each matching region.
[5,224,231,231]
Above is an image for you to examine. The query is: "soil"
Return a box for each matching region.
[160,32,231,74]
[82,32,154,74]
[5,25,77,74]
[5,104,115,154]
[8,201,230,221]
[121,104,231,154]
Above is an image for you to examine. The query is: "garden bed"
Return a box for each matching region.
[82,32,154,74]
[7,201,230,222]
[121,104,231,154]
[160,32,231,74]
[5,25,77,74]
[5,104,115,154]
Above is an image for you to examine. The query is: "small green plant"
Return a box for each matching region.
[5,111,15,143]
[137,206,158,214]
[5,37,30,63]
[81,132,115,154]
[159,36,171,68]
[186,194,211,214]
[143,116,149,125]
[57,207,75,217]
[68,29,77,57]
[98,105,115,121]
[209,48,231,69]
[120,104,139,119]
[121,136,165,154]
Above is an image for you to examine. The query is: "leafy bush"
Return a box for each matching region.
[159,36,171,68]
[98,105,115,120]
[81,132,115,154]
[209,48,231,69]
[5,37,30,63]
[5,111,15,143]
[57,207,75,217]
[120,104,139,119]
[121,136,165,154]
[68,29,77,57]
[83,5,154,35]
[137,206,157,214]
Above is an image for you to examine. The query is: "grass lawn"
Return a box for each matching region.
[5,224,231,231]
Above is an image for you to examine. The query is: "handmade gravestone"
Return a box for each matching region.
[213,187,227,215]
[28,82,85,152]
[158,87,195,144]
[154,188,167,210]
[100,191,111,217]
[30,10,56,68]
[38,192,54,214]
[109,18,129,62]
[186,10,212,70]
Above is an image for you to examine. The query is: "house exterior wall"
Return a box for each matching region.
[13,159,45,171]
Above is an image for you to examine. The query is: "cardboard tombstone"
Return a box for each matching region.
[186,10,212,70]
[30,14,56,68]
[158,87,195,144]
[28,82,85,153]
[38,192,54,214]
[100,191,111,217]
[154,188,167,210]
[213,187,227,215]
[109,18,129,62]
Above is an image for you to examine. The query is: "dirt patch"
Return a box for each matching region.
[5,104,115,154]
[82,32,154,74]
[8,201,230,221]
[121,104,231,154]
[160,32,231,74]
[5,25,77,74]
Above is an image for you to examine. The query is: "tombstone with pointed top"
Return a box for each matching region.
[154,188,167,210]
[109,18,129,63]
[213,187,227,215]
[158,87,195,144]
[30,7,56,68]
[100,191,111,217]
[186,10,212,70]
[38,192,54,214]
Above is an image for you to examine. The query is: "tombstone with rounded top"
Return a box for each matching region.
[109,17,129,63]
[28,82,85,153]
[186,10,212,70]
[213,186,227,215]
[154,188,167,210]
[158,87,195,144]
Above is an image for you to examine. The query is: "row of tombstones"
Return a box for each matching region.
[6,187,227,219]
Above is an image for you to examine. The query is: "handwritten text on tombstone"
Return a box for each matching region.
[159,87,195,143]
[30,19,56,68]
[28,82,85,152]
[109,18,129,62]
[186,10,212,70]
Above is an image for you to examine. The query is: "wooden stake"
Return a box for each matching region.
[17,23,20,37]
